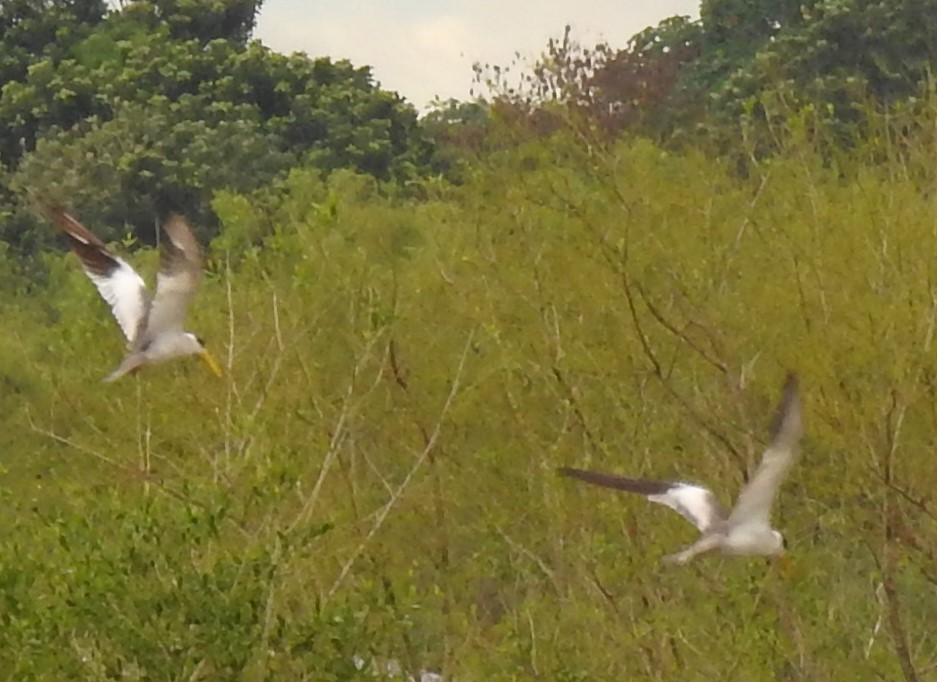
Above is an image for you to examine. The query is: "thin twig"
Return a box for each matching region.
[619,268,745,471]
[635,282,729,376]
[493,524,561,594]
[323,330,475,602]
[29,419,249,535]
[878,397,919,682]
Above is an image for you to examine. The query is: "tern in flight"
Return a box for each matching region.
[46,207,224,382]
[559,374,803,564]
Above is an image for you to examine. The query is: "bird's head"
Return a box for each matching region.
[186,332,223,377]
[771,530,795,578]
[771,530,786,554]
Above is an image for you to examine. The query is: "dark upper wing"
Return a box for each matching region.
[728,373,804,526]
[558,467,726,532]
[45,206,148,344]
[142,214,203,340]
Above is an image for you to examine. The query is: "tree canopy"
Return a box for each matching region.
[0,0,436,251]
[483,0,937,148]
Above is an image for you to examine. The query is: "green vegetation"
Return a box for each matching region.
[2,125,937,677]
[0,0,434,252]
[2,0,937,679]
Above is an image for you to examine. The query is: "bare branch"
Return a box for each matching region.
[323,329,475,602]
[634,281,729,376]
[618,268,746,471]
[285,327,388,535]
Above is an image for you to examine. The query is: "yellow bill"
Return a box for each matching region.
[199,348,224,377]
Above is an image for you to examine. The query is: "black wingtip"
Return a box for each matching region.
[558,467,674,496]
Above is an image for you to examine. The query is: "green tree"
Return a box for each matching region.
[718,0,937,116]
[418,98,490,178]
[0,0,437,254]
[0,0,108,165]
[0,0,107,80]
[13,98,296,245]
[656,0,937,138]
[696,0,809,75]
[470,20,704,143]
[123,0,262,45]
[483,0,937,148]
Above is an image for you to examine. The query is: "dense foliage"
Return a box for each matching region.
[486,0,937,148]
[2,121,937,677]
[3,1,937,679]
[0,0,434,251]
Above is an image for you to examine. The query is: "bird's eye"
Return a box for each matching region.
[196,335,206,347]
[782,536,788,550]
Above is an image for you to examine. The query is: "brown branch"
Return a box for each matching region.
[529,256,605,456]
[619,268,745,471]
[550,364,602,454]
[634,281,729,376]
[879,397,919,682]
[717,170,772,294]
[882,529,919,682]
[388,337,409,389]
[386,337,450,573]
[666,271,734,371]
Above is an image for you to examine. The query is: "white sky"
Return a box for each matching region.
[254,1,701,110]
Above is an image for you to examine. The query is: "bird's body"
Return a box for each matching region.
[560,374,803,564]
[45,207,223,382]
[105,330,209,381]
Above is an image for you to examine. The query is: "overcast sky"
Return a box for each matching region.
[254,1,700,109]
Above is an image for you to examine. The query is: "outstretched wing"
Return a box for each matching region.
[47,207,148,345]
[141,215,203,341]
[728,373,804,527]
[558,467,726,532]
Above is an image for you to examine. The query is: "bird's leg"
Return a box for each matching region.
[662,535,722,565]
